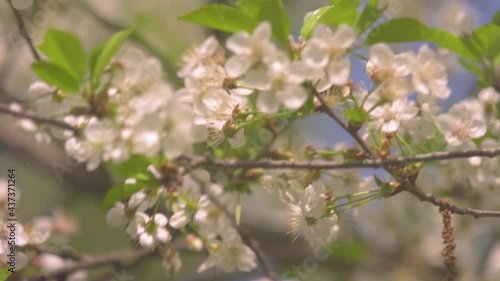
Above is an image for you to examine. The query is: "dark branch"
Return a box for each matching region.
[402,181,500,218]
[182,148,500,170]
[313,89,372,155]
[6,0,41,61]
[194,176,277,281]
[27,248,154,281]
[309,85,500,219]
[0,105,77,132]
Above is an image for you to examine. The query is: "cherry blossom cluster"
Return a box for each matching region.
[0,180,82,280]
[10,19,500,276]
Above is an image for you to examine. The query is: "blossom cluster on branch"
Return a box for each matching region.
[1,1,499,279]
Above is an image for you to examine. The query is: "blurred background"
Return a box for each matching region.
[0,0,499,280]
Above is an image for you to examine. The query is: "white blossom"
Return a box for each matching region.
[367,98,419,133]
[242,51,309,114]
[366,43,413,100]
[288,182,339,247]
[225,22,276,78]
[437,100,487,146]
[198,230,257,273]
[403,45,451,99]
[126,212,171,248]
[178,35,224,78]
[302,24,356,91]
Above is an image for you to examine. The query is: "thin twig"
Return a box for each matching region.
[182,148,500,170]
[6,0,41,61]
[202,189,278,281]
[75,1,180,85]
[0,105,77,132]
[27,247,153,281]
[189,170,277,281]
[21,245,87,261]
[402,182,500,218]
[310,86,500,219]
[254,118,292,160]
[439,199,457,281]
[313,89,372,155]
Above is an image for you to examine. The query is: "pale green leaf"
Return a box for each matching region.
[179,5,258,33]
[92,29,134,87]
[38,29,87,82]
[365,18,475,61]
[31,61,80,93]
[301,1,361,39]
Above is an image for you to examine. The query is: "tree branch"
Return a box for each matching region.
[311,86,500,219]
[6,0,41,61]
[313,89,372,155]
[27,247,154,281]
[0,105,77,132]
[197,180,277,281]
[75,1,181,86]
[182,148,500,170]
[22,245,87,261]
[400,180,500,218]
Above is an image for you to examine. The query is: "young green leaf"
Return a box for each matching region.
[492,11,500,25]
[31,61,80,93]
[107,155,157,177]
[102,183,144,209]
[179,5,258,34]
[255,0,291,47]
[91,29,133,88]
[345,106,368,128]
[459,58,483,76]
[0,269,11,281]
[237,0,261,17]
[365,18,475,61]
[414,129,447,155]
[89,43,105,88]
[301,1,361,39]
[356,0,386,34]
[38,29,87,82]
[471,24,500,60]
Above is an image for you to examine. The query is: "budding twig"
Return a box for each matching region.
[309,85,500,220]
[27,247,154,281]
[184,148,500,170]
[313,89,372,155]
[0,105,77,132]
[194,175,277,281]
[75,1,180,86]
[6,0,41,61]
[439,199,457,281]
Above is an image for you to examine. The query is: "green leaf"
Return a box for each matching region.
[301,1,361,39]
[255,0,291,46]
[415,129,447,155]
[356,0,386,34]
[365,18,475,61]
[459,58,483,76]
[89,43,105,88]
[102,183,144,209]
[31,61,80,93]
[107,155,157,177]
[179,5,258,34]
[471,24,500,60]
[492,11,500,25]
[92,29,134,88]
[0,269,11,281]
[237,0,261,17]
[373,175,383,187]
[329,239,368,263]
[38,29,87,82]
[345,106,367,130]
